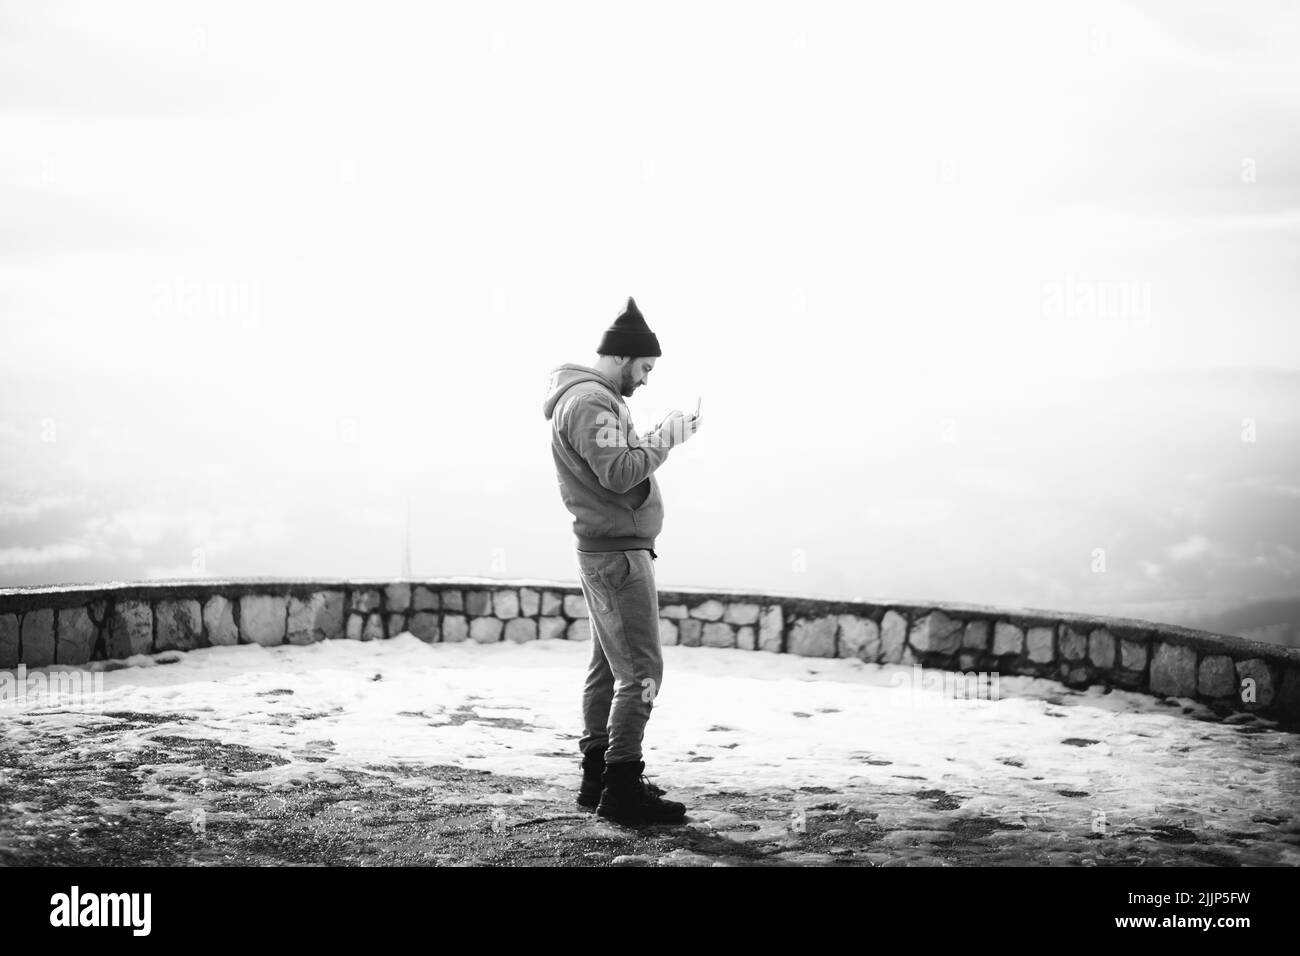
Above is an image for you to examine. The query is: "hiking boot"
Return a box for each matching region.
[596,759,686,826]
[577,746,666,810]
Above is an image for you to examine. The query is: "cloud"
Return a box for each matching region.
[0,541,94,569]
[1014,566,1074,602]
[341,505,401,527]
[952,467,1043,500]
[0,493,86,526]
[143,564,212,581]
[83,509,172,547]
[1249,542,1300,577]
[1237,475,1300,498]
[0,3,273,118]
[1127,0,1274,57]
[1167,534,1212,562]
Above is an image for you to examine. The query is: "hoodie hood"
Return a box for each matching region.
[542,364,621,420]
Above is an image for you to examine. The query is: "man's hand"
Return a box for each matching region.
[653,409,702,447]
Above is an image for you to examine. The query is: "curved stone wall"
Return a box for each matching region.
[1,578,1297,725]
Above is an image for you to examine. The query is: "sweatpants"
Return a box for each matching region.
[576,548,663,766]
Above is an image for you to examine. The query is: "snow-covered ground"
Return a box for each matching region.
[2,635,1297,866]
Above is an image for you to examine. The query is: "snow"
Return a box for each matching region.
[2,634,1297,865]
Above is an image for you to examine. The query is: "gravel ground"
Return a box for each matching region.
[1,707,1295,866]
[1,638,1297,867]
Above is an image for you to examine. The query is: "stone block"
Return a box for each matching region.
[679,619,702,647]
[470,617,503,643]
[758,605,783,652]
[659,618,679,646]
[493,589,520,618]
[1063,666,1090,687]
[1120,638,1149,672]
[204,595,239,646]
[789,615,836,657]
[567,619,591,641]
[441,589,464,612]
[87,599,108,626]
[107,601,152,659]
[910,611,963,655]
[505,618,537,643]
[410,611,440,643]
[413,586,439,611]
[519,588,540,617]
[384,583,411,612]
[880,610,908,664]
[386,614,408,638]
[992,621,1023,656]
[838,614,880,661]
[1197,654,1236,698]
[661,604,688,619]
[539,617,567,641]
[1276,668,1300,722]
[156,599,202,651]
[1026,626,1055,664]
[736,625,755,650]
[287,591,344,645]
[362,613,384,642]
[689,600,725,621]
[1059,626,1088,662]
[564,594,588,619]
[1150,642,1197,696]
[1087,628,1115,669]
[723,602,760,625]
[56,606,97,665]
[962,620,989,650]
[442,615,469,642]
[19,608,55,666]
[465,590,492,616]
[702,622,735,648]
[0,614,19,668]
[240,595,287,647]
[1235,658,1276,709]
[540,591,562,615]
[351,589,381,613]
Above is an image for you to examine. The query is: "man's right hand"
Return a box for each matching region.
[655,409,702,447]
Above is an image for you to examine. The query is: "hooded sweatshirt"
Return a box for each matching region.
[542,363,671,554]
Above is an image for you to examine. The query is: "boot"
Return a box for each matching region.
[577,746,666,810]
[596,759,686,826]
[577,746,607,810]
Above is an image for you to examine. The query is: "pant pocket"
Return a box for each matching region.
[581,551,631,594]
[579,566,611,613]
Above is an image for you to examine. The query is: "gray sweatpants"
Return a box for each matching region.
[576,548,664,766]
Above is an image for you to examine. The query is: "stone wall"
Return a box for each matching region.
[1,579,1297,725]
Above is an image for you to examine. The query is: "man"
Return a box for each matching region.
[540,296,701,826]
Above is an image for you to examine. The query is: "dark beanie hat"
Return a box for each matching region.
[597,296,661,357]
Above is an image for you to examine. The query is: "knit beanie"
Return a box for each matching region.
[597,296,661,357]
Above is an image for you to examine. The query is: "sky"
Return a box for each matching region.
[2,1,1298,644]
